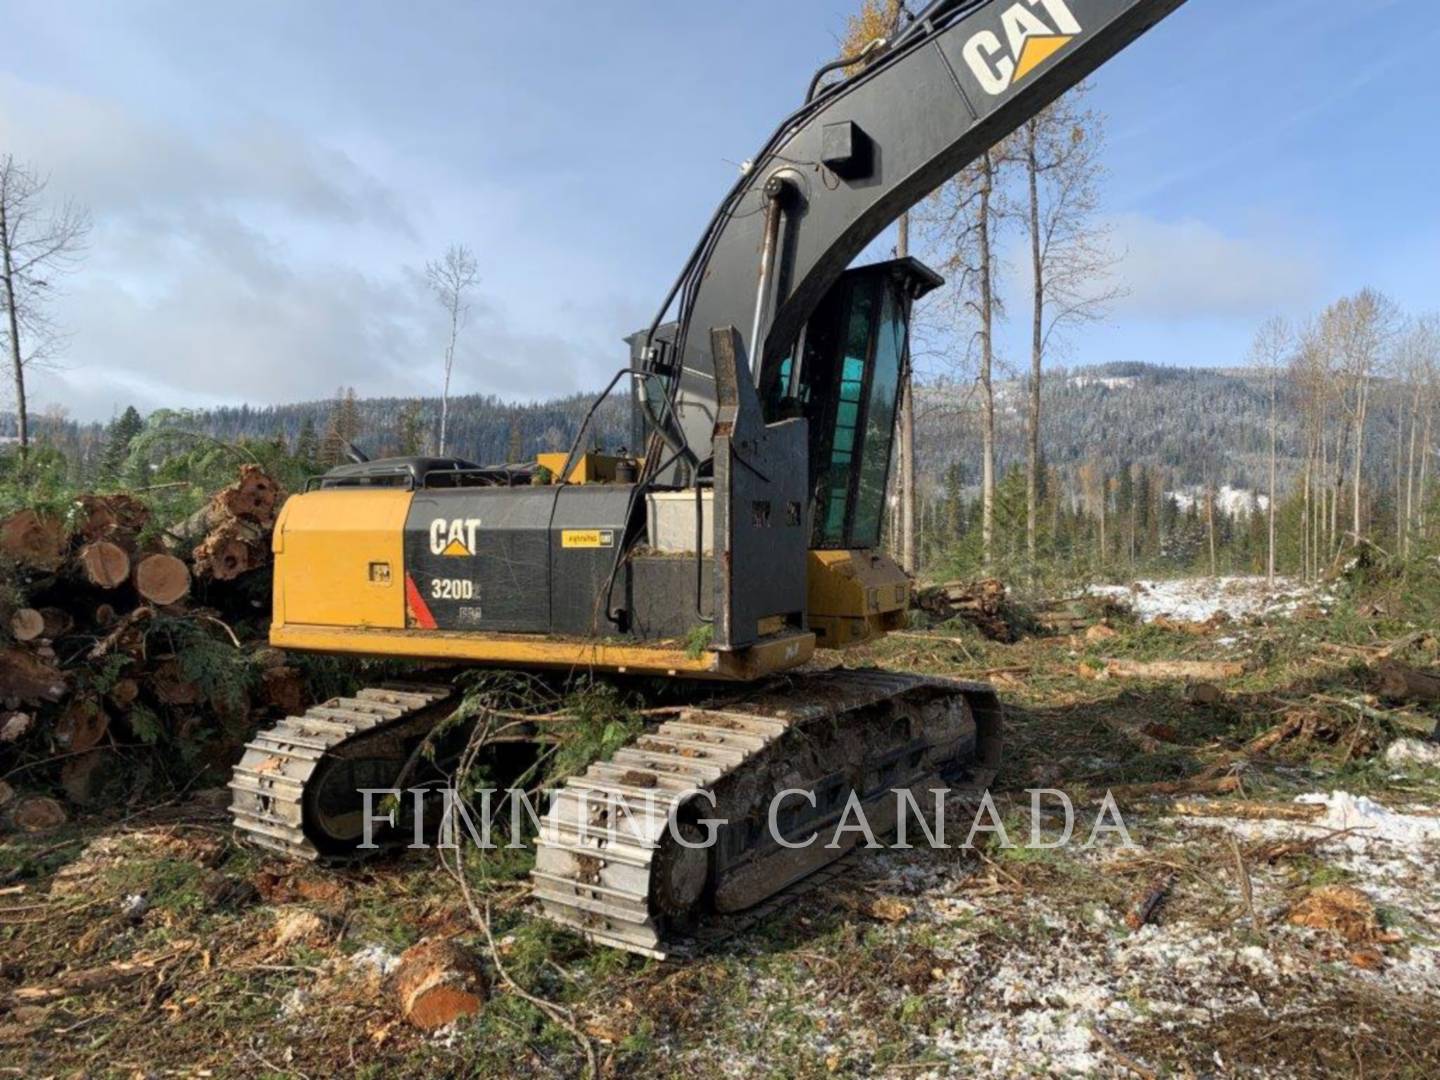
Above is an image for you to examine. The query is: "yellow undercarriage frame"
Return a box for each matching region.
[805,549,911,649]
[269,490,905,679]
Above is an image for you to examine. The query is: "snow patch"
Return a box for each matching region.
[1296,790,1440,846]
[1168,484,1269,518]
[1090,576,1319,624]
[349,944,402,979]
[1070,375,1138,391]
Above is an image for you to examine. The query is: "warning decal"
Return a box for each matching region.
[561,529,615,549]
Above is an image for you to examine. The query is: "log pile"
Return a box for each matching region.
[0,466,300,821]
[912,579,1020,642]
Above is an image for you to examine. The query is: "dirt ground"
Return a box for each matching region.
[3,578,1439,1078]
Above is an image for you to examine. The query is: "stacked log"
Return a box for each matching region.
[913,579,1019,642]
[134,553,191,605]
[175,465,282,583]
[0,509,68,572]
[1033,594,1134,634]
[0,465,298,821]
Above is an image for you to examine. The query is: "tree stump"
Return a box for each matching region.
[391,939,488,1030]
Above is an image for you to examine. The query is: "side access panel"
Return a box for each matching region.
[272,489,410,629]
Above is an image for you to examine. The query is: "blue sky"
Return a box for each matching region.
[2,0,1437,420]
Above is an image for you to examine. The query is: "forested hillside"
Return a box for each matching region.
[3,391,633,479]
[1,360,1409,499]
[916,361,1401,497]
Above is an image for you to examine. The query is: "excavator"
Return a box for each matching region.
[231,0,1189,957]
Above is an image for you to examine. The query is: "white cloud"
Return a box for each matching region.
[1,73,621,420]
[0,75,409,231]
[1105,213,1322,320]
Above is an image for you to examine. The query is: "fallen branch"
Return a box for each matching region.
[1168,799,1325,823]
[1243,714,1306,756]
[1109,775,1242,800]
[1377,661,1440,705]
[1093,1026,1159,1080]
[7,962,146,1006]
[1102,659,1246,681]
[1228,835,1263,936]
[1313,693,1436,738]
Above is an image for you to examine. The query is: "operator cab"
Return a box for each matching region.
[760,257,943,551]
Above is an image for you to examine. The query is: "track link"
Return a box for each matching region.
[229,683,454,860]
[532,669,1001,959]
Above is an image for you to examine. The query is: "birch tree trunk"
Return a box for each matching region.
[1352,376,1369,541]
[0,197,28,460]
[1025,123,1043,573]
[1268,372,1277,585]
[978,151,997,570]
[1301,442,1312,581]
[1405,382,1422,557]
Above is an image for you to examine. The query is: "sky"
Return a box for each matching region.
[1,0,1437,422]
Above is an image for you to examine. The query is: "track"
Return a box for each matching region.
[229,683,455,860]
[230,670,1001,960]
[531,669,1001,959]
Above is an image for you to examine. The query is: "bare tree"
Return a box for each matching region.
[1019,90,1119,573]
[0,155,91,464]
[1320,289,1400,544]
[1395,316,1439,557]
[1078,459,1107,567]
[922,142,1014,569]
[425,244,479,456]
[1248,316,1292,585]
[1291,318,1341,576]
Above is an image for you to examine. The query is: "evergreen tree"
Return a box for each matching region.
[397,400,426,457]
[507,414,524,464]
[295,416,319,468]
[99,406,144,482]
[320,387,361,467]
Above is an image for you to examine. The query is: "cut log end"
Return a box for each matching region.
[73,494,151,543]
[5,795,68,833]
[134,553,192,605]
[0,510,68,571]
[79,541,132,590]
[9,608,45,643]
[55,697,110,753]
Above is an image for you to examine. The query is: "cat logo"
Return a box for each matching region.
[429,518,482,558]
[961,0,1081,96]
